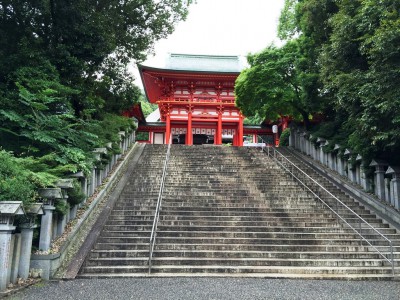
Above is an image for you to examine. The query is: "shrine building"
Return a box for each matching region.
[129,54,288,145]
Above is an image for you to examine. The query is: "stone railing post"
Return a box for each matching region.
[18,204,44,280]
[343,149,353,182]
[38,188,62,251]
[118,131,126,159]
[299,132,306,154]
[316,138,326,165]
[386,166,400,210]
[355,154,363,185]
[333,145,342,174]
[289,128,295,147]
[384,178,391,204]
[0,202,24,290]
[369,160,388,201]
[56,179,73,235]
[93,148,107,186]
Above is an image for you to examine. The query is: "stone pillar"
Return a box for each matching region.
[360,163,371,192]
[289,128,295,147]
[370,160,388,201]
[337,156,344,176]
[355,154,363,185]
[89,168,96,196]
[0,202,24,291]
[39,202,55,251]
[38,188,62,251]
[0,230,13,290]
[56,200,67,237]
[10,233,21,284]
[317,141,325,165]
[18,224,35,279]
[327,153,334,170]
[347,159,356,183]
[386,166,400,210]
[343,149,352,179]
[384,178,391,204]
[96,167,102,187]
[6,234,15,284]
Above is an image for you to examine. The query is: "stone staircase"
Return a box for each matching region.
[79,144,400,279]
[79,144,168,277]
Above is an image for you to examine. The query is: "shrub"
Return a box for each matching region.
[279,128,290,146]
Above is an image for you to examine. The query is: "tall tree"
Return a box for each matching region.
[319,0,400,160]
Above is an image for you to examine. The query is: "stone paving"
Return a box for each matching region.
[4,278,400,300]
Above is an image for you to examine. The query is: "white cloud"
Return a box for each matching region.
[132,0,285,86]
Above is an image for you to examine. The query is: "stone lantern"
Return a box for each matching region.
[0,201,25,290]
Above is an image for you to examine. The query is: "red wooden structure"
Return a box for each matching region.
[134,54,287,146]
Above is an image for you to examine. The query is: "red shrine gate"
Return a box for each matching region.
[131,54,286,146]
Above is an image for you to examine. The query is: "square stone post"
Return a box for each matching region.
[386,166,400,210]
[327,152,334,170]
[18,204,44,280]
[355,154,363,185]
[300,133,307,154]
[337,156,345,176]
[333,144,341,173]
[38,188,62,251]
[316,138,324,164]
[9,233,21,284]
[384,177,391,204]
[369,160,388,201]
[56,179,73,236]
[0,202,24,291]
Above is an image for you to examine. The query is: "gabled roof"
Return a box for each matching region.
[165,53,243,73]
[146,108,160,122]
[123,103,146,124]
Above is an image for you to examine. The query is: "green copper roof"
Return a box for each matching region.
[165,53,242,73]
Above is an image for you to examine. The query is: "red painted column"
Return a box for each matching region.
[238,115,244,146]
[217,112,222,145]
[165,113,171,144]
[187,110,192,145]
[253,134,257,143]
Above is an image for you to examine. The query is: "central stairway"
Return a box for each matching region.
[79,144,400,279]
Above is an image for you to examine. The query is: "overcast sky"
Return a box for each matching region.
[132,0,285,86]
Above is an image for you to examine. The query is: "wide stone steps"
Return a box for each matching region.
[85,257,388,267]
[78,144,400,279]
[81,265,395,276]
[89,249,400,260]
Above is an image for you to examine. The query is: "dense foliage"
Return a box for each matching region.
[0,1,191,201]
[235,0,400,164]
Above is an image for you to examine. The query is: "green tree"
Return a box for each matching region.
[235,41,313,128]
[319,0,400,161]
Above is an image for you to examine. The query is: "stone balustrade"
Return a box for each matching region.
[0,129,136,290]
[289,128,400,211]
